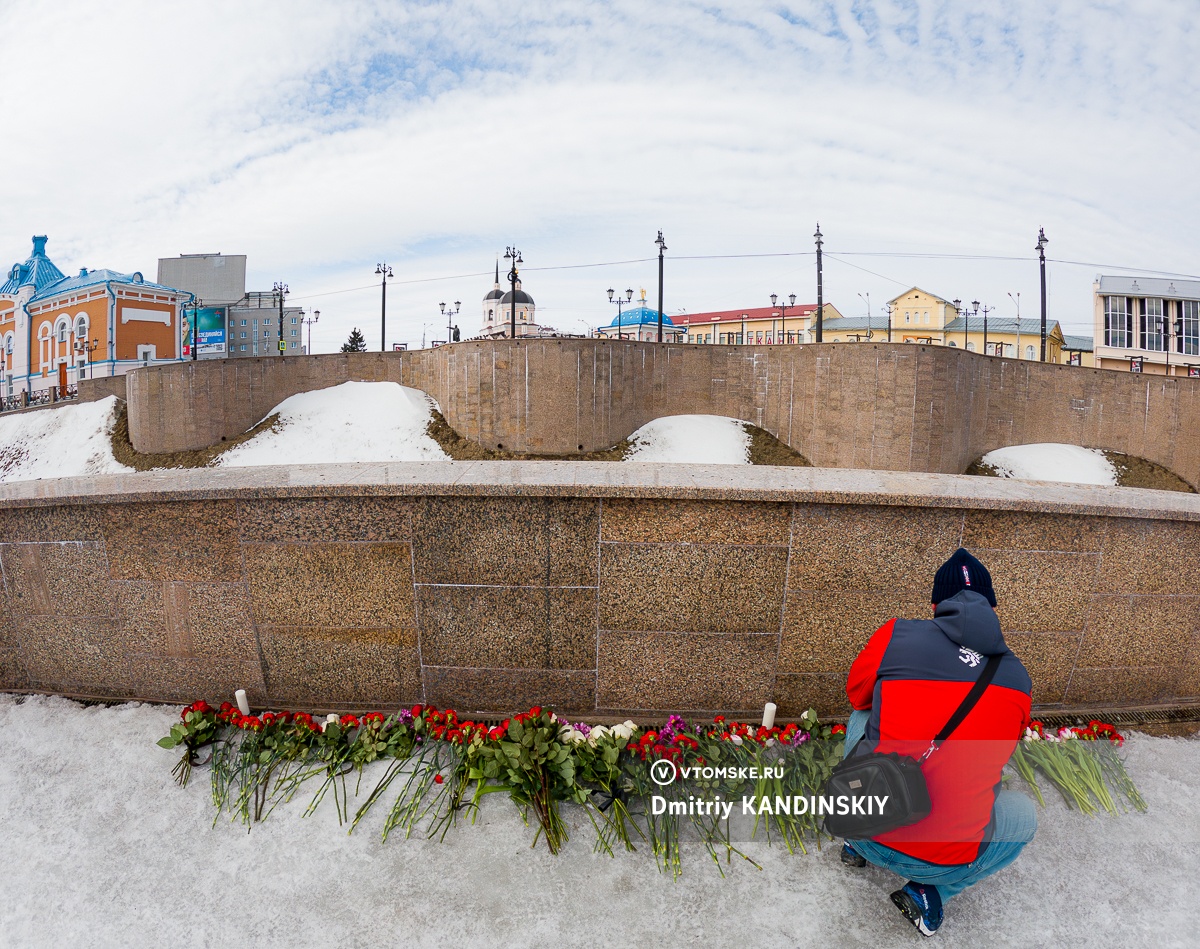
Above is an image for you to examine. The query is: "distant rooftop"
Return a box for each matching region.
[1096,274,1200,299]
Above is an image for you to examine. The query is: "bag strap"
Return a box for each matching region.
[918,653,1002,762]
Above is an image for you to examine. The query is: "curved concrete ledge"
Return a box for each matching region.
[123,341,1200,487]
[1,463,1196,717]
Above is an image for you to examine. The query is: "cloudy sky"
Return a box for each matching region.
[1,0,1195,351]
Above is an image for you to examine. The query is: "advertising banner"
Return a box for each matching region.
[185,307,227,356]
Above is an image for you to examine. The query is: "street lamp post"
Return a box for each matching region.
[953,298,966,349]
[74,337,99,379]
[770,293,797,344]
[972,300,980,353]
[440,301,461,344]
[375,263,393,352]
[857,292,872,340]
[189,297,203,361]
[655,230,667,343]
[982,303,993,355]
[608,287,634,338]
[272,282,288,357]
[814,223,824,342]
[1036,228,1049,362]
[1007,291,1021,358]
[301,308,320,354]
[504,247,522,338]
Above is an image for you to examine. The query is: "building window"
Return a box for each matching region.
[1105,296,1131,348]
[966,342,975,352]
[241,319,247,326]
[1141,298,1165,351]
[290,316,297,324]
[290,329,297,336]
[240,344,247,352]
[57,322,68,343]
[904,312,910,324]
[240,332,247,339]
[1182,300,1200,356]
[948,340,957,347]
[1026,345,1035,359]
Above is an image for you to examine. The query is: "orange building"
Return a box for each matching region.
[0,236,187,400]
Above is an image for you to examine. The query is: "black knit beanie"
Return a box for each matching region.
[931,548,996,607]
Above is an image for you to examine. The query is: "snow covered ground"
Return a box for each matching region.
[624,415,751,464]
[981,444,1117,486]
[0,396,131,483]
[0,390,761,484]
[1,694,1195,949]
[216,381,448,467]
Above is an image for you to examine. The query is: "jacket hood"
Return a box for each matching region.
[932,589,1005,655]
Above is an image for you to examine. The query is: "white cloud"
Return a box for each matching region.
[1,0,1195,350]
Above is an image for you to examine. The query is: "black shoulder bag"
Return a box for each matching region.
[822,653,1001,839]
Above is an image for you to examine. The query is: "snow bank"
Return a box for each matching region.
[0,395,131,483]
[0,694,1195,948]
[981,443,1117,486]
[624,415,750,464]
[217,381,449,467]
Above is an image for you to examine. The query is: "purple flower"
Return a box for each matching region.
[571,722,592,738]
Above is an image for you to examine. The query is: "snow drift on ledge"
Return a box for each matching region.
[981,443,1117,486]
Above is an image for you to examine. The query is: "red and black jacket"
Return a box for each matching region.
[846,589,1032,865]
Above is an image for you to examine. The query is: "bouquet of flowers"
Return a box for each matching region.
[1008,719,1146,815]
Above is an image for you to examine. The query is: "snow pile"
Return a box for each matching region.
[981,444,1118,486]
[217,381,449,467]
[624,415,750,464]
[0,694,1195,948]
[0,395,131,483]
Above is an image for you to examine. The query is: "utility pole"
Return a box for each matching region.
[814,223,824,343]
[982,303,993,354]
[1037,228,1049,362]
[376,263,393,352]
[272,282,288,356]
[655,230,667,343]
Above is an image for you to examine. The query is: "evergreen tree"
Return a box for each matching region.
[341,327,367,352]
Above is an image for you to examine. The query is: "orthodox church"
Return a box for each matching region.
[478,261,552,338]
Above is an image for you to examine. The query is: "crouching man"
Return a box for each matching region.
[839,548,1037,936]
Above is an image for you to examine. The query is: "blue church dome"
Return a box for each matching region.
[604,305,672,328]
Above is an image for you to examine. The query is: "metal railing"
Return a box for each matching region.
[0,385,81,414]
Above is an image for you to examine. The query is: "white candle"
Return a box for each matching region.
[761,702,777,729]
[235,689,250,715]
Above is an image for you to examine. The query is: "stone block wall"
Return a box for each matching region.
[122,341,1200,487]
[1,464,1196,717]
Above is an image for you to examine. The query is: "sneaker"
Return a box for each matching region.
[841,843,867,868]
[889,881,944,937]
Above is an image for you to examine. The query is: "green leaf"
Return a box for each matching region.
[157,736,178,749]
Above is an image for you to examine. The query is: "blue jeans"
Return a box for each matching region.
[842,709,1036,901]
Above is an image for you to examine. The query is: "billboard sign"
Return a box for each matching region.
[185,306,227,356]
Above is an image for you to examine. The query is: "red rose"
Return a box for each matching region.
[529,706,542,717]
[340,714,360,728]
[830,724,846,736]
[434,774,444,784]
[411,705,424,718]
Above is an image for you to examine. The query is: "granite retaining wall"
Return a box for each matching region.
[123,341,1200,488]
[1,464,1196,717]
